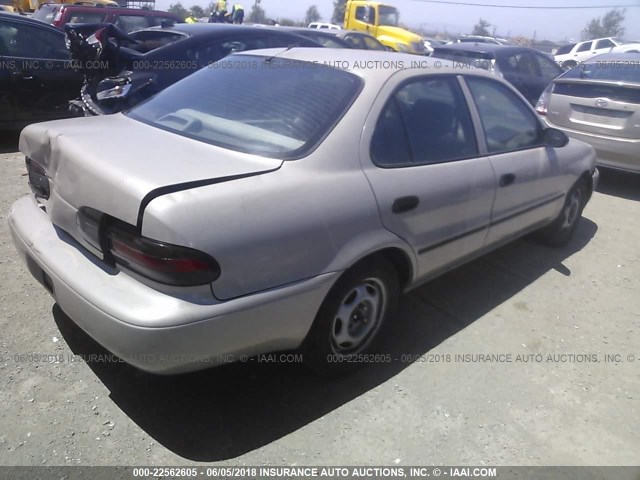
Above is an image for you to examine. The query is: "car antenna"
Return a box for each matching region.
[265,44,296,63]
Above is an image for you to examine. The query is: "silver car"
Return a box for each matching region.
[537,53,640,173]
[9,49,598,375]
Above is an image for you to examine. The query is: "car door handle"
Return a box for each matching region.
[499,173,516,187]
[12,71,35,81]
[392,196,420,214]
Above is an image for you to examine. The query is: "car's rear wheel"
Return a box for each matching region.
[534,178,587,247]
[302,259,399,376]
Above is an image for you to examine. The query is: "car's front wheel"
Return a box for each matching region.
[302,259,399,376]
[535,178,587,247]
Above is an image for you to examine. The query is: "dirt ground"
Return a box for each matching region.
[0,132,639,466]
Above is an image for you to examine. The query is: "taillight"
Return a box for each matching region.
[77,210,221,286]
[535,83,554,115]
[53,7,63,24]
[26,157,50,199]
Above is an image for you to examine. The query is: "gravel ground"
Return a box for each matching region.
[0,133,639,466]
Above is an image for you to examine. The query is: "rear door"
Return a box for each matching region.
[464,76,564,244]
[361,74,496,280]
[497,51,562,105]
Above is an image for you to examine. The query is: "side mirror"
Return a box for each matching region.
[543,127,569,148]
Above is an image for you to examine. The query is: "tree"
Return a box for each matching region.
[190,5,205,18]
[331,0,346,25]
[248,4,267,24]
[582,9,625,40]
[168,2,189,20]
[471,18,491,37]
[305,5,321,25]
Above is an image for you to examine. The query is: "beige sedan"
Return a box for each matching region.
[537,52,640,173]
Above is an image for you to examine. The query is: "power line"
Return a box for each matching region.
[411,0,640,9]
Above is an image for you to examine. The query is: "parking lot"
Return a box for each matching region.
[0,131,639,466]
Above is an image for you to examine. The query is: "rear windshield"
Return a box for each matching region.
[432,48,494,70]
[562,61,640,84]
[32,5,59,24]
[127,55,363,159]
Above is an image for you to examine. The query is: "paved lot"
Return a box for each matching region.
[0,133,639,466]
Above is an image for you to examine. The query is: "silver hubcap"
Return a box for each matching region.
[331,278,386,354]
[561,189,582,230]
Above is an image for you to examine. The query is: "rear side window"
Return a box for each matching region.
[466,77,542,154]
[115,15,150,33]
[371,76,478,167]
[67,12,108,24]
[555,44,575,55]
[127,56,362,158]
[576,41,592,52]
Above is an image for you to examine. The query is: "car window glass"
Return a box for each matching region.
[595,39,615,49]
[371,76,478,166]
[576,41,592,52]
[31,6,60,24]
[0,22,68,59]
[115,15,151,33]
[128,30,184,50]
[362,35,385,50]
[355,6,367,21]
[533,53,562,82]
[344,34,364,49]
[67,12,108,24]
[501,52,541,77]
[466,77,542,154]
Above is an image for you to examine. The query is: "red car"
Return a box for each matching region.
[32,4,181,32]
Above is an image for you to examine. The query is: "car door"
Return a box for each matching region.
[497,51,543,105]
[0,19,80,125]
[574,41,593,62]
[592,38,616,56]
[361,74,496,280]
[342,33,366,49]
[464,76,565,245]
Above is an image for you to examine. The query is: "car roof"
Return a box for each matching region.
[584,52,640,62]
[163,23,271,36]
[434,43,536,56]
[235,47,495,81]
[36,3,177,15]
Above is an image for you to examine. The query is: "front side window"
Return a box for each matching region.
[595,39,615,49]
[466,77,542,154]
[371,76,478,167]
[0,22,68,59]
[128,56,362,158]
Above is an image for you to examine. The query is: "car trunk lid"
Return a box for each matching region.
[20,114,282,230]
[547,79,640,139]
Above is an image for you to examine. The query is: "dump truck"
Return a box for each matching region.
[344,0,425,54]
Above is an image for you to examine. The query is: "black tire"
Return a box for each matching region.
[301,258,399,376]
[535,178,587,247]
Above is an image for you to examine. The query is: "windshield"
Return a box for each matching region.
[378,6,399,27]
[127,55,362,159]
[562,61,640,84]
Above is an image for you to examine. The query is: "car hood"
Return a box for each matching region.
[20,114,282,227]
[377,25,422,44]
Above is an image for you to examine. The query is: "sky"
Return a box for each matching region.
[154,0,640,42]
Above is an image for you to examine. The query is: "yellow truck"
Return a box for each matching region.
[11,0,117,13]
[343,0,425,54]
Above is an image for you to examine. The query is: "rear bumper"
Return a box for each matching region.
[9,195,337,374]
[544,119,640,173]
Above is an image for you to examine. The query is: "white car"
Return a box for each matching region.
[308,22,341,30]
[555,37,640,69]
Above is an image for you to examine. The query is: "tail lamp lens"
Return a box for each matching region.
[76,208,220,286]
[107,223,221,286]
[535,83,554,115]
